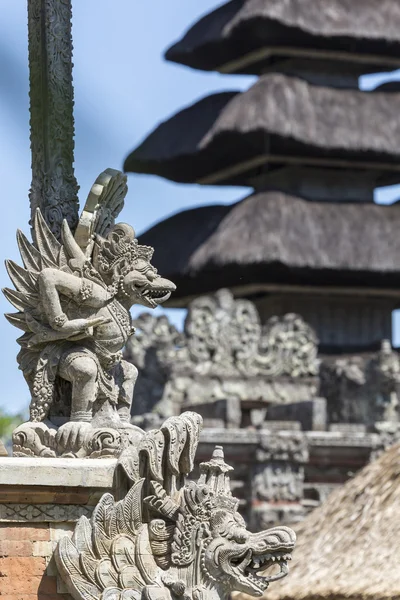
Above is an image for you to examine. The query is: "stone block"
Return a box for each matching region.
[32,540,53,557]
[184,398,241,429]
[266,398,327,431]
[49,522,74,543]
[0,540,32,557]
[0,556,46,594]
[329,423,367,433]
[262,420,301,431]
[0,524,50,541]
[1,596,38,600]
[0,457,116,488]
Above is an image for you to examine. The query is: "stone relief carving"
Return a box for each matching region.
[320,340,400,427]
[0,503,93,523]
[256,434,309,464]
[55,411,296,600]
[252,465,304,503]
[4,169,175,458]
[251,433,308,528]
[125,290,319,424]
[28,0,79,238]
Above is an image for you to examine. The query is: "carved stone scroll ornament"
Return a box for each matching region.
[55,412,296,600]
[183,290,319,378]
[4,169,176,458]
[125,291,319,421]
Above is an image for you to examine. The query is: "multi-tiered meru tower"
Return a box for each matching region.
[125,0,400,354]
[123,1,400,527]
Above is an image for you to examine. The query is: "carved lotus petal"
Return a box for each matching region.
[119,564,146,591]
[121,591,141,600]
[139,430,165,482]
[179,412,203,473]
[161,417,187,476]
[101,588,122,600]
[111,535,136,573]
[96,558,119,589]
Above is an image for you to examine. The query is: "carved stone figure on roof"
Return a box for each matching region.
[55,412,296,600]
[4,169,175,458]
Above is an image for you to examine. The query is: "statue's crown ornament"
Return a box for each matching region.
[198,445,234,497]
[93,223,154,283]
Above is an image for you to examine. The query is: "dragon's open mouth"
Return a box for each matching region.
[231,549,292,593]
[141,288,172,307]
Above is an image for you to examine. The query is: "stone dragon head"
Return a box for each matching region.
[55,413,295,600]
[93,222,176,309]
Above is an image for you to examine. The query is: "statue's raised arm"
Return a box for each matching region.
[3,169,175,458]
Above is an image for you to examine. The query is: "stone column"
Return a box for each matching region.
[28,0,79,239]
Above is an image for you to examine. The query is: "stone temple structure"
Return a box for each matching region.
[123,1,400,528]
[0,1,298,597]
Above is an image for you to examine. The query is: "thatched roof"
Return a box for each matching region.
[240,442,400,600]
[124,74,400,188]
[139,192,400,306]
[166,0,400,75]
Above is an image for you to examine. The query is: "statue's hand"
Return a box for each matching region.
[53,315,111,336]
[56,421,92,456]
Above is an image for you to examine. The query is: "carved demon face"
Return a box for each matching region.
[203,508,296,596]
[122,259,176,308]
[93,223,176,307]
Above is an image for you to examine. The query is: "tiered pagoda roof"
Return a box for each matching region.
[139,192,400,306]
[124,0,400,348]
[125,74,400,187]
[165,0,400,76]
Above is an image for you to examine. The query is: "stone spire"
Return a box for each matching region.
[198,445,234,496]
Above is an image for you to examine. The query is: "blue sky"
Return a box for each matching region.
[0,1,400,415]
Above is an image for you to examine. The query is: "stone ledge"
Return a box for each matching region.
[0,457,116,487]
[0,458,117,505]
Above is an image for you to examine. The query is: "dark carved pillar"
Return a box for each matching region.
[28,0,79,239]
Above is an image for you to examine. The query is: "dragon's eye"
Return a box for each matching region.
[234,530,247,543]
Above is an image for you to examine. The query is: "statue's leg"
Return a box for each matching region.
[59,353,98,422]
[116,360,138,422]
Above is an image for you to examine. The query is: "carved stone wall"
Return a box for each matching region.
[126,289,320,427]
[250,432,309,530]
[320,340,400,427]
[125,291,400,527]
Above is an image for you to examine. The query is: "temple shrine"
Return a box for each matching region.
[123,0,400,527]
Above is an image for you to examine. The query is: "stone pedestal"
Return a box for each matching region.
[0,457,116,598]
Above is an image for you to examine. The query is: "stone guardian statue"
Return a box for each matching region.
[3,169,175,458]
